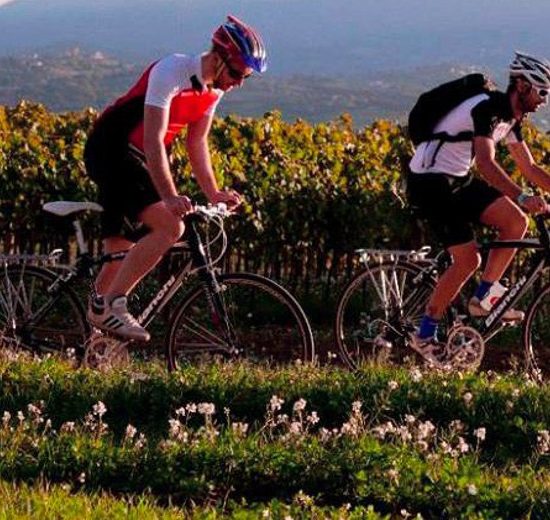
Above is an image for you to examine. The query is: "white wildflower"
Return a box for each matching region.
[269,395,284,412]
[467,484,478,495]
[352,401,362,414]
[293,398,307,413]
[60,421,75,433]
[416,440,429,452]
[457,436,470,453]
[92,401,107,418]
[417,420,436,440]
[231,422,249,436]
[134,433,147,449]
[387,468,400,481]
[125,424,137,441]
[289,421,302,435]
[537,430,550,454]
[306,411,320,425]
[388,380,399,391]
[474,427,486,442]
[197,402,215,416]
[463,392,473,405]
[410,368,423,382]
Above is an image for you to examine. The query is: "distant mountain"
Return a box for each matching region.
[1,0,550,76]
[2,49,549,131]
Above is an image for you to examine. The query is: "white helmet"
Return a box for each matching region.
[509,51,550,89]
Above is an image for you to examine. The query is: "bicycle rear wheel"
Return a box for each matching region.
[0,264,89,355]
[166,272,315,370]
[335,260,438,369]
[523,283,550,381]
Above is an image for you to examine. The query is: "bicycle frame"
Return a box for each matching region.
[476,215,550,340]
[44,212,232,340]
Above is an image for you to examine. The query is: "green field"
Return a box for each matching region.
[0,354,549,519]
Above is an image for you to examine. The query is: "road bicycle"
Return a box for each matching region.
[334,213,550,378]
[0,201,315,370]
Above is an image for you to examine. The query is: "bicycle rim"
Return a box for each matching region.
[523,283,550,381]
[335,261,435,369]
[166,272,314,370]
[0,265,88,355]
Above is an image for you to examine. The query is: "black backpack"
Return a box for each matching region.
[407,73,495,146]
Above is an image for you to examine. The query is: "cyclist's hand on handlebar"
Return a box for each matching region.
[164,195,194,217]
[209,188,242,209]
[521,195,548,215]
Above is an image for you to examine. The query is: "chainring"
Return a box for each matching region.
[445,325,485,371]
[82,330,130,371]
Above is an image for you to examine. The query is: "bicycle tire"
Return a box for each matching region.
[334,260,438,370]
[0,264,89,356]
[523,283,550,381]
[166,272,315,370]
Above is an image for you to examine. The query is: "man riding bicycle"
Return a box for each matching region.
[407,52,550,363]
[84,15,267,341]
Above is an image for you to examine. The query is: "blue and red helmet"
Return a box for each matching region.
[212,15,267,74]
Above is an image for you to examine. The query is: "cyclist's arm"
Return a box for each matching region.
[473,137,523,200]
[143,105,180,200]
[507,141,550,192]
[186,113,219,201]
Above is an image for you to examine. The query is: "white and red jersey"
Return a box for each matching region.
[92,54,223,152]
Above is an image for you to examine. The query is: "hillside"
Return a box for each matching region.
[3,49,550,129]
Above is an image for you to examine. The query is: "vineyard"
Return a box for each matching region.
[2,101,550,290]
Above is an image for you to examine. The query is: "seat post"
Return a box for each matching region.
[72,219,88,255]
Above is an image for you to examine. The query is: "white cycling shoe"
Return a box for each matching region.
[87,295,150,342]
[408,334,448,368]
[467,297,525,322]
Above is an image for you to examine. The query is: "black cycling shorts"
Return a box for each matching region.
[84,137,160,239]
[407,172,502,248]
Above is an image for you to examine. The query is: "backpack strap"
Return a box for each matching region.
[427,131,475,167]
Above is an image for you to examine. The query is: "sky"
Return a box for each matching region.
[1,0,550,76]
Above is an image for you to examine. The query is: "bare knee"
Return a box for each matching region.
[508,211,529,238]
[140,203,185,244]
[153,217,184,244]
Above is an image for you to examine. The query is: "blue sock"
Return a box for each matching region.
[418,315,439,340]
[474,280,493,301]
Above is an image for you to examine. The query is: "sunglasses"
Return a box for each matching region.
[222,58,252,81]
[528,83,549,98]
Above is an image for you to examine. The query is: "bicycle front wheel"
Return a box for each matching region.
[335,260,436,369]
[166,272,314,370]
[0,264,89,355]
[523,283,550,381]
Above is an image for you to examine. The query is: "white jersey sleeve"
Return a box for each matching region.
[144,56,185,109]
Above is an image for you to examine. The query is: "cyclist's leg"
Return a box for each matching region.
[95,236,135,295]
[85,145,170,340]
[424,240,480,319]
[407,173,480,320]
[105,201,184,297]
[459,182,527,320]
[478,196,529,282]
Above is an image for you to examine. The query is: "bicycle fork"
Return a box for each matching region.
[188,221,239,354]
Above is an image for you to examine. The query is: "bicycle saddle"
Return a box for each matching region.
[43,201,104,216]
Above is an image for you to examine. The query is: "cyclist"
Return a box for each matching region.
[407,51,550,362]
[84,15,267,341]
